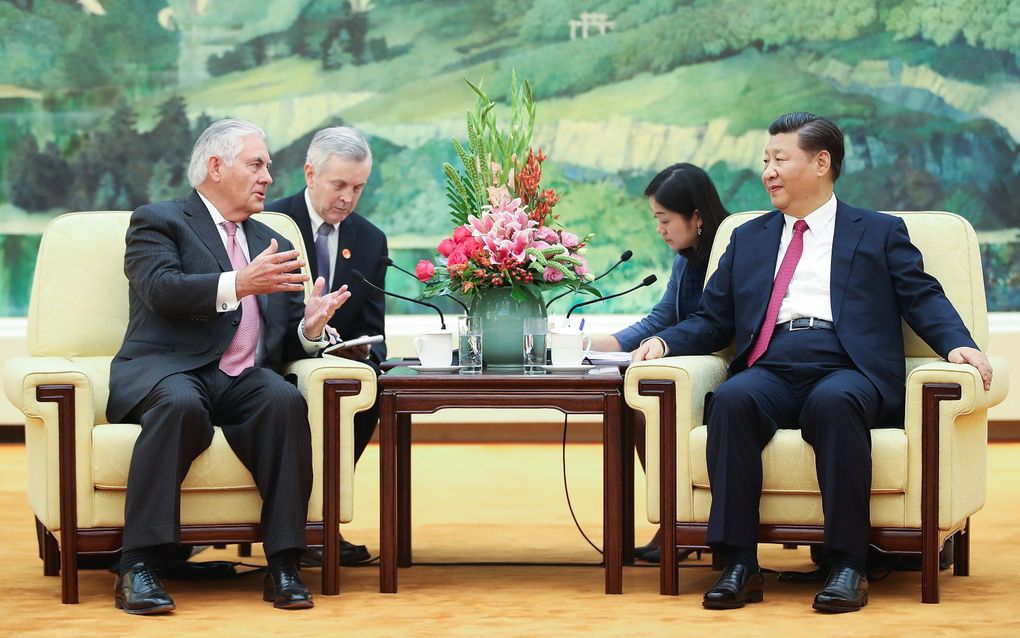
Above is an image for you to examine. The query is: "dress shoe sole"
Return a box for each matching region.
[115,596,176,615]
[812,593,868,613]
[263,590,314,609]
[703,591,764,610]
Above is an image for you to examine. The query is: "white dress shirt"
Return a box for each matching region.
[774,193,837,324]
[304,188,340,290]
[197,191,323,354]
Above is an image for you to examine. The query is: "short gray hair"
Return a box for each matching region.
[188,119,266,187]
[305,126,372,174]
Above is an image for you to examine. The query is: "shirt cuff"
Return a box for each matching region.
[640,336,669,357]
[216,272,240,313]
[298,318,327,354]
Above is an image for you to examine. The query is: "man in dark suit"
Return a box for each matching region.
[634,112,993,613]
[108,119,350,614]
[266,126,386,566]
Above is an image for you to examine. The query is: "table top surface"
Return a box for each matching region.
[380,361,623,390]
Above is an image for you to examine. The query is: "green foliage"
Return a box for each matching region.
[886,0,1020,61]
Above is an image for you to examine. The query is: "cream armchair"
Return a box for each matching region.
[3,211,377,604]
[625,211,1009,603]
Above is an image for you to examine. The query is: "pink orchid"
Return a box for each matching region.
[573,256,590,276]
[560,231,579,249]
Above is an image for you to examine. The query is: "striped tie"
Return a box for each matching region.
[219,221,260,376]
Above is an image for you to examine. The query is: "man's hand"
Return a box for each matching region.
[947,346,993,391]
[236,238,308,298]
[304,277,351,339]
[632,337,666,362]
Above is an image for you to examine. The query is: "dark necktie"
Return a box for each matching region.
[315,223,334,294]
[747,219,809,367]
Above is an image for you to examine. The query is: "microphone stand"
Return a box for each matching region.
[546,250,633,309]
[565,274,658,319]
[351,269,446,330]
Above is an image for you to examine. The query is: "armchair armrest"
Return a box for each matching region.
[906,356,1008,414]
[3,356,102,530]
[624,355,729,523]
[284,357,377,525]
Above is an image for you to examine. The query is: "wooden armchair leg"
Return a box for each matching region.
[238,543,252,557]
[953,519,970,577]
[36,518,60,577]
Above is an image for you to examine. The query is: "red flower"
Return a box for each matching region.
[453,226,472,242]
[447,250,468,267]
[437,238,456,257]
[415,259,436,282]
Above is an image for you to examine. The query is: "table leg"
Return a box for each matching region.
[379,392,398,593]
[603,391,623,594]
[397,413,412,568]
[621,404,635,565]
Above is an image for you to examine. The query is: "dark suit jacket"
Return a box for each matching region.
[107,191,307,423]
[266,190,388,363]
[656,200,977,426]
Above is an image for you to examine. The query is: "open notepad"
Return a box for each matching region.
[585,351,632,366]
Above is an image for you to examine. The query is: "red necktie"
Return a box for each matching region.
[746,219,808,367]
[219,221,260,376]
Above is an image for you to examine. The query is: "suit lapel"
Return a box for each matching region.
[182,191,234,273]
[333,215,361,293]
[830,199,864,324]
[747,211,785,321]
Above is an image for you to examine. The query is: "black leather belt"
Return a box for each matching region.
[777,317,835,331]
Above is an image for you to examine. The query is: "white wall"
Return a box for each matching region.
[2,314,1018,425]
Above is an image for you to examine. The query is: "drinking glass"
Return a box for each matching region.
[522,316,547,374]
[458,315,483,374]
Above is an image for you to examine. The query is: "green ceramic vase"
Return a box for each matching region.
[468,286,547,368]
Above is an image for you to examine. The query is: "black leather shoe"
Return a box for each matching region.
[703,563,764,609]
[813,566,868,613]
[301,540,371,567]
[263,562,313,609]
[114,563,175,615]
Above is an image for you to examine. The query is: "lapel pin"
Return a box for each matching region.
[342,248,352,259]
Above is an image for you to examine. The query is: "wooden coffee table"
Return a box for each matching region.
[377,365,631,594]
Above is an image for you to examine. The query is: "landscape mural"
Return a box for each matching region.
[1,0,1018,316]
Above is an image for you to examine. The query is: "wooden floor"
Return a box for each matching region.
[1,441,1019,636]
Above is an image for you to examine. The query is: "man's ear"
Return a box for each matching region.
[304,163,315,189]
[206,155,223,182]
[815,150,832,178]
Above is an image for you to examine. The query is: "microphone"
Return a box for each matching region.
[351,269,446,330]
[565,274,657,319]
[382,257,470,314]
[546,249,633,308]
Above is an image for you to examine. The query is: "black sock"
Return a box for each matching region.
[268,548,304,569]
[119,546,159,575]
[828,550,866,577]
[725,545,759,571]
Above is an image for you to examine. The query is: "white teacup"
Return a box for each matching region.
[413,331,453,367]
[547,327,592,367]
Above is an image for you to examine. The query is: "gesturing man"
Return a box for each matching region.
[107,119,350,614]
[634,112,992,613]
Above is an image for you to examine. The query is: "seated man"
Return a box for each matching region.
[634,112,993,613]
[266,125,387,565]
[107,119,350,614]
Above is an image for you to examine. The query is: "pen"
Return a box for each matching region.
[578,318,585,331]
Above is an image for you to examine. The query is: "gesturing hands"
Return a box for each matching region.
[304,277,351,339]
[236,238,308,298]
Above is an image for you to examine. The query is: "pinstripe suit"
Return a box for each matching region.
[109,191,313,556]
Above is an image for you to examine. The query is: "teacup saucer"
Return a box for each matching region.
[540,364,595,374]
[409,365,462,374]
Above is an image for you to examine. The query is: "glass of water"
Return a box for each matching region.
[522,316,547,374]
[458,315,483,374]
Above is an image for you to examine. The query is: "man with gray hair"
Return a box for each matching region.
[267,126,387,566]
[108,119,350,614]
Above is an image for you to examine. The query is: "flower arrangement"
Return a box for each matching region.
[416,72,598,304]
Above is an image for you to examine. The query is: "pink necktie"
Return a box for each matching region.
[746,219,808,367]
[219,221,260,376]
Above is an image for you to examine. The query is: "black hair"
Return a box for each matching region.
[643,163,730,264]
[767,112,845,182]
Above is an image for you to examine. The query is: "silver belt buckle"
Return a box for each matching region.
[789,317,814,331]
